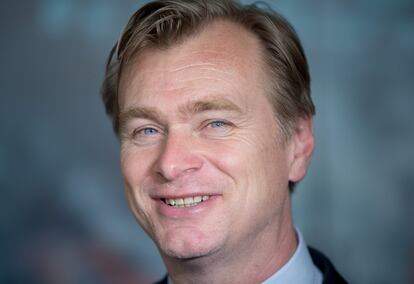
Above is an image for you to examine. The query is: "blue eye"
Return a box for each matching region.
[209,121,226,128]
[129,126,162,145]
[142,128,159,135]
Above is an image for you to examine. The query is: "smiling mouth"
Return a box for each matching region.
[162,195,210,208]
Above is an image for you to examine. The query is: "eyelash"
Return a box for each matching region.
[203,120,235,136]
[132,126,161,138]
[129,120,233,141]
[206,120,229,128]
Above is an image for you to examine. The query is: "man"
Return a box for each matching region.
[101,0,347,283]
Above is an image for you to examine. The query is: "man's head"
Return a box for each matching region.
[102,0,314,140]
[101,0,315,280]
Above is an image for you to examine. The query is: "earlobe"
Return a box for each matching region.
[288,117,315,183]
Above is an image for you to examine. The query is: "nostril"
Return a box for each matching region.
[184,167,197,173]
[156,158,204,181]
[156,172,168,182]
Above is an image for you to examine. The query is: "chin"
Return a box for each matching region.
[161,246,214,260]
[157,229,222,260]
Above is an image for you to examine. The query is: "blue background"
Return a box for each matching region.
[1,0,413,283]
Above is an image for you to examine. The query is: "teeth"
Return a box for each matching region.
[165,195,210,207]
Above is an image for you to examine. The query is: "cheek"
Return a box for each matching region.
[121,148,159,233]
[200,138,270,208]
[120,148,158,216]
[120,146,156,185]
[213,133,289,203]
[260,139,291,198]
[210,134,281,175]
[201,140,248,182]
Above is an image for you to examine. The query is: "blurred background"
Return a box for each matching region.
[1,0,413,283]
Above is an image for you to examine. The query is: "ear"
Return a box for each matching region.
[288,117,315,183]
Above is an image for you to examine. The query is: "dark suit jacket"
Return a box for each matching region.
[155,247,347,284]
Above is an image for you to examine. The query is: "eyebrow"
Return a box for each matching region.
[179,97,243,117]
[118,97,243,130]
[119,107,167,132]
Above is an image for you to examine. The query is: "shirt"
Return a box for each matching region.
[168,228,323,284]
[262,228,323,284]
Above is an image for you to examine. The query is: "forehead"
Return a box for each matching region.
[118,20,267,109]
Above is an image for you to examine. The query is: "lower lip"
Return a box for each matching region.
[155,196,220,218]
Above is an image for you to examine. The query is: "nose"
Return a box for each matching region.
[154,130,204,181]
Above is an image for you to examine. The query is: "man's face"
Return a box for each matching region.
[118,21,308,261]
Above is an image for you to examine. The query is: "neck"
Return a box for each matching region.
[162,204,297,284]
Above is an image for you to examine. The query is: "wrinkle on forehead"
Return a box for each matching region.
[168,62,234,77]
[122,47,245,88]
[118,20,267,110]
[142,63,237,86]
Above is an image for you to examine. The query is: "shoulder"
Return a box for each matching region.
[308,246,348,284]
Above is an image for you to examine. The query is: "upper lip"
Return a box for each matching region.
[151,193,219,200]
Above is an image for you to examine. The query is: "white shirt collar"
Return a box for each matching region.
[168,228,322,284]
[261,228,323,284]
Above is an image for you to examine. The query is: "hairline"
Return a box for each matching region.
[117,18,291,142]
